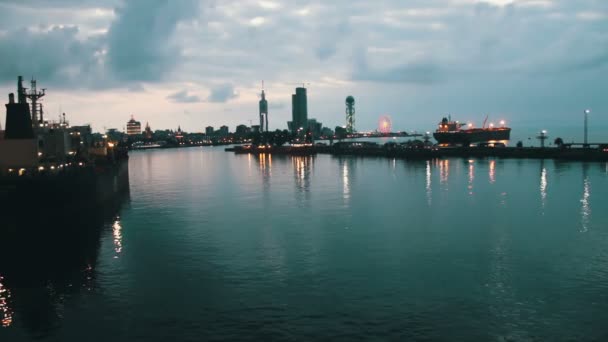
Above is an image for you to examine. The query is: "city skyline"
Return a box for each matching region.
[0,0,607,136]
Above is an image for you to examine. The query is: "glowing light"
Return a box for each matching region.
[468,123,473,128]
[108,142,115,148]
[378,115,392,134]
[489,160,496,184]
[489,123,495,128]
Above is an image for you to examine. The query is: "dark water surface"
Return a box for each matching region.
[2,147,608,341]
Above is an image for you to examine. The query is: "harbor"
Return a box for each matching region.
[226,142,608,161]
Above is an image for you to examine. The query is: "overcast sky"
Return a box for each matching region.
[0,0,606,139]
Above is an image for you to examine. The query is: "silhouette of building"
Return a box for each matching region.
[126,116,141,136]
[345,95,355,134]
[307,118,322,138]
[235,124,249,137]
[175,126,184,141]
[288,87,308,133]
[205,126,214,136]
[219,125,229,136]
[259,86,268,132]
[144,122,153,140]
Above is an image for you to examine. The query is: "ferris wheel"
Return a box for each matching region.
[378,115,392,134]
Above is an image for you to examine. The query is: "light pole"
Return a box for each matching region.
[584,109,591,147]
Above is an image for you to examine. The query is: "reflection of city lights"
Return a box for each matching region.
[342,162,350,201]
[113,218,123,257]
[581,176,591,232]
[540,167,547,208]
[439,159,449,185]
[0,275,13,327]
[489,160,496,184]
[468,160,475,195]
[426,160,432,205]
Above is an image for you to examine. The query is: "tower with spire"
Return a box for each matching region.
[259,81,268,132]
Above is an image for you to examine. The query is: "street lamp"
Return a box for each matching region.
[584,109,591,147]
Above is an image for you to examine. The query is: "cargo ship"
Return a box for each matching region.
[433,116,511,145]
[0,77,129,214]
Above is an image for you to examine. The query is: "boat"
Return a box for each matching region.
[0,76,129,214]
[433,116,511,145]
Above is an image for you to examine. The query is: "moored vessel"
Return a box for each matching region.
[0,77,129,212]
[433,117,511,145]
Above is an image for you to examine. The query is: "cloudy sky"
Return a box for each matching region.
[0,0,606,139]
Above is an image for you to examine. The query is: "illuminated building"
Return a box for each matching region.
[126,116,141,136]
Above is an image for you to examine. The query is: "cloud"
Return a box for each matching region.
[167,90,202,103]
[1,0,608,132]
[0,25,99,85]
[352,48,443,84]
[105,0,200,81]
[207,84,238,103]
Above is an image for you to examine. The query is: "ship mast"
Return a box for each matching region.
[24,77,46,125]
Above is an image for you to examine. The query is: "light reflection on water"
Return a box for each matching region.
[0,275,13,328]
[3,149,608,341]
[580,168,591,233]
[468,160,475,195]
[426,160,432,205]
[342,159,350,202]
[540,165,548,210]
[439,159,449,186]
[112,217,123,258]
[489,159,496,184]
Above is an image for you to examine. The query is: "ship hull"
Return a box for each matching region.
[0,160,129,216]
[433,128,511,145]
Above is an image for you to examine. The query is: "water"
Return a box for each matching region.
[2,147,608,341]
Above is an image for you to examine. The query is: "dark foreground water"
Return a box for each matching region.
[2,147,608,341]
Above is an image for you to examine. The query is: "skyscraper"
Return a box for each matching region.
[289,87,308,133]
[259,88,268,132]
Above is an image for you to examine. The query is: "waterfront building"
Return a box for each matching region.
[321,127,334,137]
[259,87,268,132]
[289,87,308,133]
[126,116,141,136]
[219,125,229,137]
[235,124,249,137]
[175,126,184,141]
[307,118,322,138]
[205,126,214,136]
[144,122,153,140]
